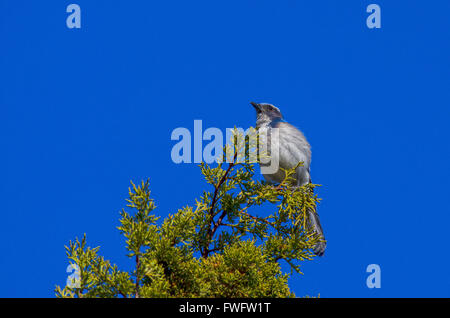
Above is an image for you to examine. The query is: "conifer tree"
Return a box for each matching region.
[55,130,323,298]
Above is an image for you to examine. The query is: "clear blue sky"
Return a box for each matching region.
[1,0,450,297]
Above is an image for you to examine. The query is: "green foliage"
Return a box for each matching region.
[55,130,323,298]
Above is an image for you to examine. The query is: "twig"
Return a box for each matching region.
[241,211,272,225]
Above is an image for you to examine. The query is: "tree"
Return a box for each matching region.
[55,130,323,298]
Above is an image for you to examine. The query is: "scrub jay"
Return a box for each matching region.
[251,102,326,256]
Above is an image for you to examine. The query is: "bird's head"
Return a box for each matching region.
[250,102,283,126]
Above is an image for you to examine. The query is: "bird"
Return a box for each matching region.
[250,101,326,256]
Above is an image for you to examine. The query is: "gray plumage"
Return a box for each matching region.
[251,102,326,256]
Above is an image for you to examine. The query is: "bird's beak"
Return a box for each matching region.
[250,102,261,112]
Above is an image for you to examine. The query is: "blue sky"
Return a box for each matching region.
[1,0,450,297]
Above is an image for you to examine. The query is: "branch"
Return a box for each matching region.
[135,254,140,298]
[202,152,238,258]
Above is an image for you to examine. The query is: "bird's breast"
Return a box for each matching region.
[257,124,311,185]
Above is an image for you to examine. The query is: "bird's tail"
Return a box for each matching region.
[307,207,326,256]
